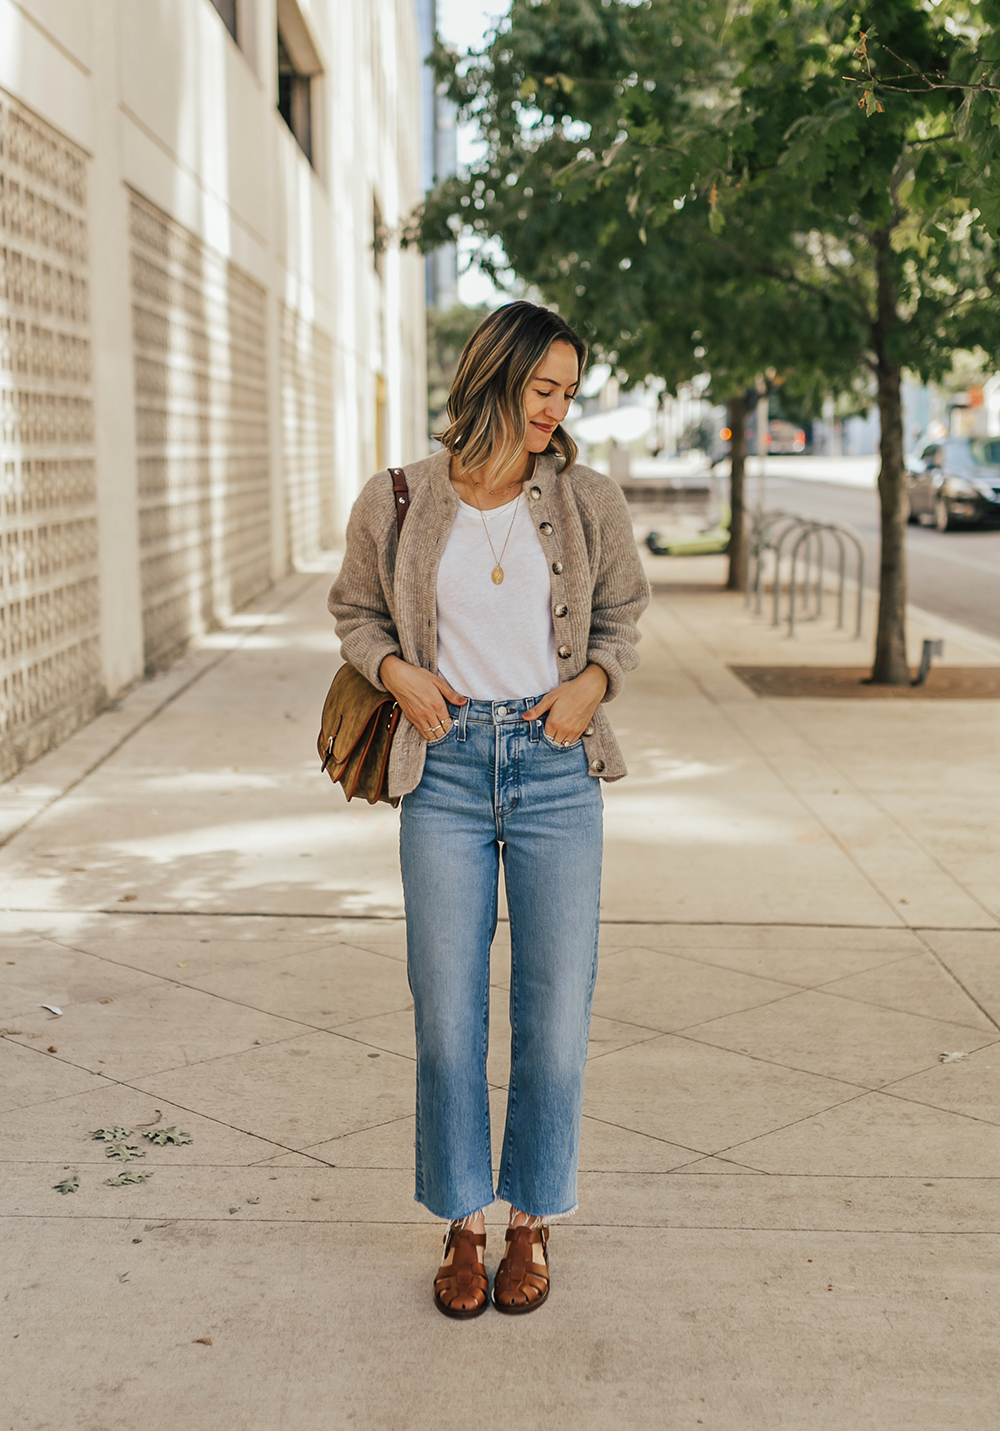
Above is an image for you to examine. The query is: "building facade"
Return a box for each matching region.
[0,0,427,778]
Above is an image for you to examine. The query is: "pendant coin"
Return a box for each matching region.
[491,566,504,585]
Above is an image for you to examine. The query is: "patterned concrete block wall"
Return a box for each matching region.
[280,301,334,567]
[0,92,101,778]
[129,192,271,670]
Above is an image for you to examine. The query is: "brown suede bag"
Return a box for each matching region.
[317,467,410,806]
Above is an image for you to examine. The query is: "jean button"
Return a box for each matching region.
[496,705,508,717]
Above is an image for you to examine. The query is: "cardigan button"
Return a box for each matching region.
[583,726,594,737]
[554,603,568,617]
[589,759,605,773]
[539,522,553,535]
[557,645,572,659]
[551,561,563,574]
[529,486,542,501]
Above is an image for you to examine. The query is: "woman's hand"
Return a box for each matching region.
[380,655,467,741]
[523,664,608,746]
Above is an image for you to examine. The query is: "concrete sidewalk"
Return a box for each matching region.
[2,556,999,1430]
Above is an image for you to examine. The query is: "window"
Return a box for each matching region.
[277,0,322,167]
[207,1,260,75]
[210,0,238,43]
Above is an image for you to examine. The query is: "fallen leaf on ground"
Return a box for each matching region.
[105,1143,146,1161]
[939,1051,970,1064]
[40,1005,62,1016]
[0,1028,23,1036]
[118,1272,130,1283]
[99,998,113,1004]
[246,1195,260,1205]
[177,961,190,968]
[47,1046,57,1053]
[53,1175,79,1195]
[142,1126,192,1146]
[104,1170,154,1186]
[193,1337,213,1346]
[118,894,138,902]
[134,1111,163,1129]
[91,1126,135,1142]
[229,1207,239,1215]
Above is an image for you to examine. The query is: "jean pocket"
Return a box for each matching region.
[424,721,455,747]
[540,727,582,751]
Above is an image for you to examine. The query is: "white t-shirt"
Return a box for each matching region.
[435,496,559,700]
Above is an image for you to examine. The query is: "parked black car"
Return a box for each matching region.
[906,437,1000,530]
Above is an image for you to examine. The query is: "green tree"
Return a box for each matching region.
[416,0,1000,683]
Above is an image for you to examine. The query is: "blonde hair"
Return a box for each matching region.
[437,302,587,488]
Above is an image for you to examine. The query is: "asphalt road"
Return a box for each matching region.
[749,475,1000,643]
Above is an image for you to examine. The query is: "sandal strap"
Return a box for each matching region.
[445,1228,487,1251]
[437,1229,487,1287]
[503,1225,548,1247]
[495,1267,547,1289]
[495,1225,550,1301]
[435,1270,489,1292]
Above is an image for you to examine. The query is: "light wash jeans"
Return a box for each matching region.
[399,696,604,1222]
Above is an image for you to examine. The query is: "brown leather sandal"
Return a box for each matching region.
[492,1224,550,1314]
[433,1227,489,1319]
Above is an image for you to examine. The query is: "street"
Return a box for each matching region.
[749,474,1000,642]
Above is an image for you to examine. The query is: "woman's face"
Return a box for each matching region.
[522,341,580,453]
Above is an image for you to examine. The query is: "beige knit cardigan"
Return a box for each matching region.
[327,447,650,801]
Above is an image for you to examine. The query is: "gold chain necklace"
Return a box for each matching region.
[470,490,521,585]
[467,472,523,493]
[453,451,535,495]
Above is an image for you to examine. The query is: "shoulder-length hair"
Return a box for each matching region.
[437,302,587,488]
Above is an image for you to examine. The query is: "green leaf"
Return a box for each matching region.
[105,1142,146,1161]
[104,1170,154,1186]
[53,1174,79,1195]
[142,1126,193,1146]
[90,1126,134,1142]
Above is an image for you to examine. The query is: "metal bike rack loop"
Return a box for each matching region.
[746,510,864,639]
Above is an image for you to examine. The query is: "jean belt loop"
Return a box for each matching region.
[527,695,541,741]
[456,699,469,742]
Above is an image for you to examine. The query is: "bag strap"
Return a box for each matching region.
[388,467,410,536]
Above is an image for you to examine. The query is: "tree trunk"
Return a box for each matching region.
[870,235,910,685]
[726,391,747,591]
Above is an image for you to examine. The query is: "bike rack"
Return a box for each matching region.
[746,510,864,639]
[745,511,799,615]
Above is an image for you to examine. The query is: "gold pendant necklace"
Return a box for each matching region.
[472,492,520,585]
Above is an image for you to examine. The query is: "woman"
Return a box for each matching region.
[329,302,649,1318]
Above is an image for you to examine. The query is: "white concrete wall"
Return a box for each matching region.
[0,0,427,774]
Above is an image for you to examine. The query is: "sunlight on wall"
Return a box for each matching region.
[0,91,103,775]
